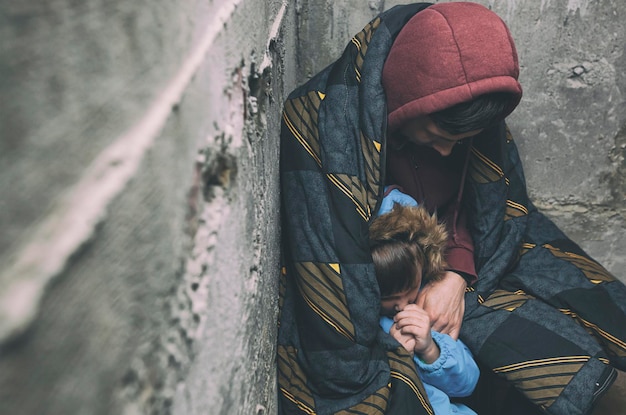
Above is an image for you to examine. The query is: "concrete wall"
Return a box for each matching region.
[0,0,294,414]
[295,0,626,280]
[0,1,624,415]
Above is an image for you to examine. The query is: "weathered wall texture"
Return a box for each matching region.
[295,0,626,280]
[0,0,293,414]
[0,1,624,415]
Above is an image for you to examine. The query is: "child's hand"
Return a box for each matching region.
[389,323,416,356]
[394,304,440,363]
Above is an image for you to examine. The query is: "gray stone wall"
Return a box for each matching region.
[0,0,294,414]
[0,1,624,415]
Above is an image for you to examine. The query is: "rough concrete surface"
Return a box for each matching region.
[1,0,292,414]
[483,0,626,281]
[0,0,624,415]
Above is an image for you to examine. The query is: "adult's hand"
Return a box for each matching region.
[416,271,466,340]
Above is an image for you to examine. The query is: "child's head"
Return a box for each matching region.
[369,204,448,316]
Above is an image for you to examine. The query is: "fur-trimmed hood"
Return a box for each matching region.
[369,204,448,282]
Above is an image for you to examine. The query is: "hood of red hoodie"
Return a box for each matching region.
[382,2,523,132]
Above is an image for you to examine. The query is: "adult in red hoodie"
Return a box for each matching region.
[382,2,522,341]
[381,3,625,414]
[278,2,626,415]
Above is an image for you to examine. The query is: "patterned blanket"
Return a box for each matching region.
[277,4,626,414]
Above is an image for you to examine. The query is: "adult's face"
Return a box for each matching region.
[399,116,483,157]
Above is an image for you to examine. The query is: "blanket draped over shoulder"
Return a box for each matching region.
[277,4,626,415]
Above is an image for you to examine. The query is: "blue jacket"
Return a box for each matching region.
[380,317,479,414]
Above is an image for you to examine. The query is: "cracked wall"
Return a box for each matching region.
[0,0,294,414]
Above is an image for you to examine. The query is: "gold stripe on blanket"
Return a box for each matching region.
[481,289,534,312]
[283,91,324,167]
[493,355,590,373]
[350,17,383,215]
[336,385,390,415]
[387,349,434,415]
[327,173,371,221]
[469,147,504,183]
[543,243,616,284]
[505,199,529,220]
[351,17,381,83]
[360,131,381,218]
[519,242,537,256]
[493,356,590,410]
[294,262,355,342]
[277,345,316,414]
[559,308,626,358]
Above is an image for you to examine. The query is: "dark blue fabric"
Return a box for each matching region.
[278,3,626,415]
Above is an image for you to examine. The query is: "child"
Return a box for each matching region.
[370,188,479,414]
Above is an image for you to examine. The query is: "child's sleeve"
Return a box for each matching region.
[379,316,395,333]
[377,186,419,216]
[415,331,479,398]
[379,318,479,398]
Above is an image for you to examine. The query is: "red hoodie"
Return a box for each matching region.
[382,2,523,282]
[386,137,477,281]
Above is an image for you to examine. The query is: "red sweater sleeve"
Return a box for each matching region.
[442,206,477,284]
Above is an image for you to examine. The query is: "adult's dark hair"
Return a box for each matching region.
[431,92,514,134]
